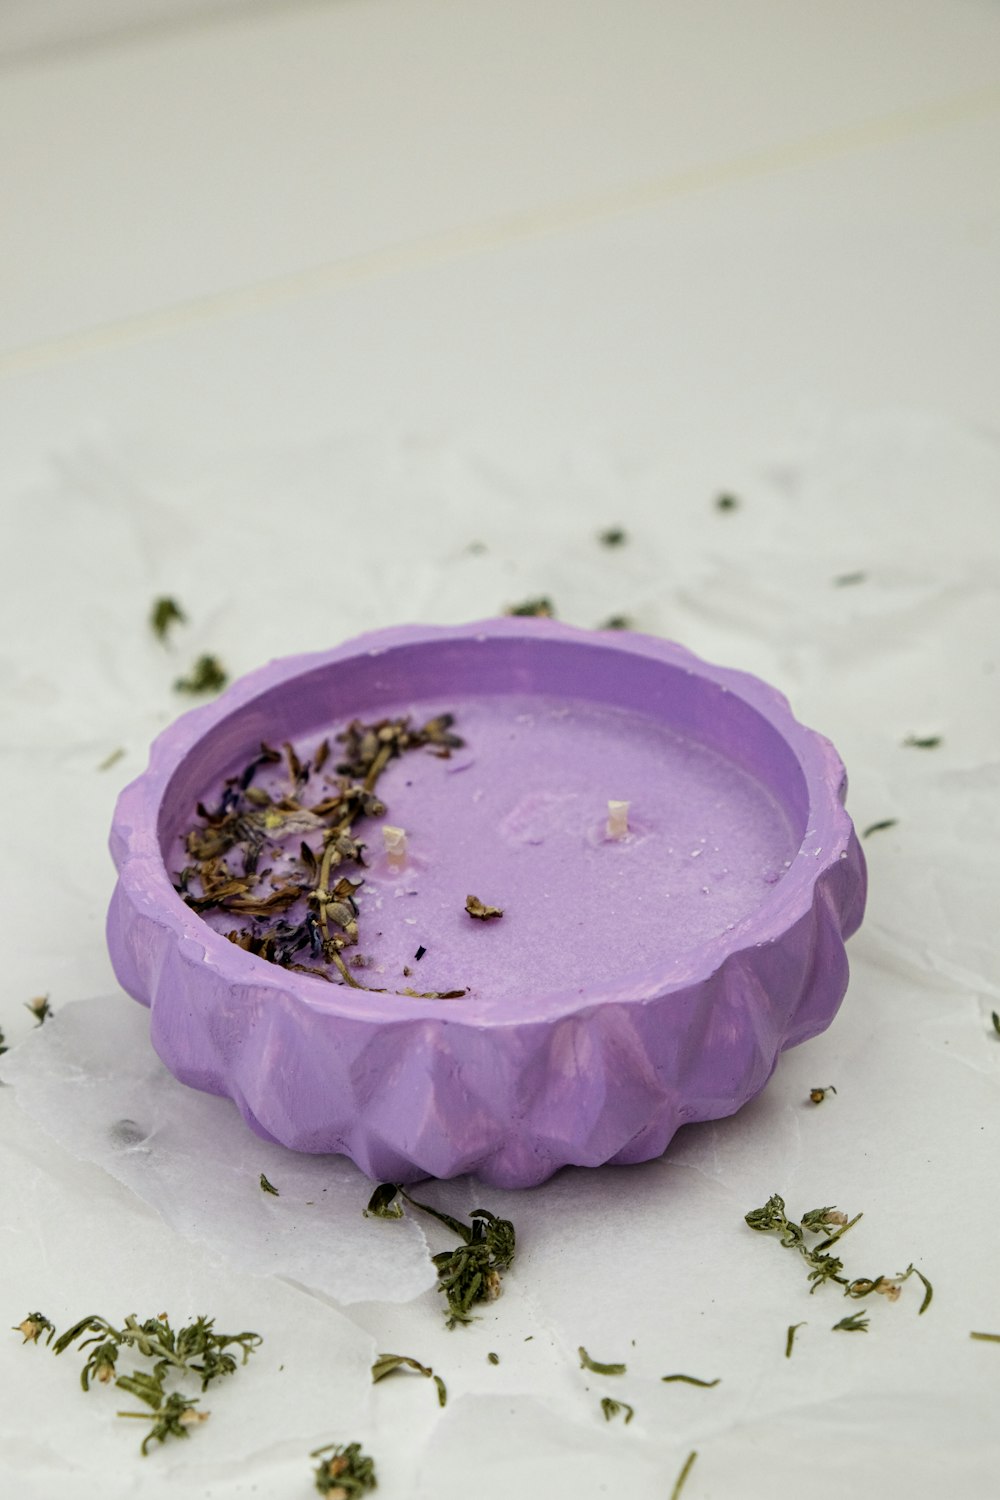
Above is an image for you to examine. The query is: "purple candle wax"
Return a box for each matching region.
[183,695,799,1005]
[109,620,866,1187]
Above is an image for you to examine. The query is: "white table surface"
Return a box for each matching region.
[2,3,1000,1496]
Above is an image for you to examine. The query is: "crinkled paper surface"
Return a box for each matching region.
[3,1,1000,1490]
[3,408,1000,1496]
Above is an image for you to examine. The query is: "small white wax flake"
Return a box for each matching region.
[382,825,407,861]
[404,917,417,925]
[606,800,630,840]
[689,848,702,858]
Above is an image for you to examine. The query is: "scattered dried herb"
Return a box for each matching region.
[903,734,942,749]
[259,1172,279,1196]
[311,1441,377,1497]
[487,1351,500,1365]
[670,1450,698,1500]
[862,819,897,838]
[785,1322,805,1357]
[910,1267,933,1314]
[746,1195,931,1324]
[13,1313,56,1345]
[845,1264,932,1314]
[176,714,466,996]
[715,493,739,511]
[371,1352,446,1406]
[970,1331,1000,1343]
[506,597,555,617]
[833,571,867,587]
[579,1347,626,1376]
[400,986,467,1000]
[465,894,503,921]
[660,1373,719,1388]
[599,527,627,547]
[15,1310,261,1454]
[98,747,126,772]
[365,1184,515,1328]
[117,1389,208,1454]
[175,655,228,695]
[53,1312,261,1393]
[415,945,426,962]
[598,614,633,631]
[600,1396,634,1423]
[808,1085,837,1105]
[0,1024,7,1055]
[365,1182,404,1219]
[745,1194,862,1294]
[991,1011,1000,1037]
[25,995,51,1026]
[832,1311,869,1333]
[150,597,186,642]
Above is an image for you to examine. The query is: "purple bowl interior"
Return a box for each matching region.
[151,631,824,1020]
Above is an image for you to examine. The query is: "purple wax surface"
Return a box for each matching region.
[110,620,866,1187]
[180,695,800,1004]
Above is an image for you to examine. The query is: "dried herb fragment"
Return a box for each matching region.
[745,1194,862,1293]
[466,894,503,921]
[715,493,739,511]
[862,819,897,838]
[25,995,51,1026]
[364,1183,515,1328]
[0,1025,7,1056]
[13,1312,56,1345]
[785,1322,805,1357]
[903,734,942,749]
[599,614,633,631]
[259,1172,280,1196]
[372,1353,447,1407]
[150,597,186,642]
[24,1310,261,1453]
[599,527,627,547]
[117,1389,209,1455]
[364,1183,405,1219]
[991,1011,1000,1037]
[809,1084,837,1105]
[414,945,426,961]
[311,1440,377,1497]
[400,986,468,1000]
[175,655,228,695]
[660,1373,720,1388]
[487,1351,500,1365]
[834,571,867,587]
[600,1396,634,1423]
[970,1331,1000,1343]
[98,747,126,771]
[506,597,555,617]
[579,1347,626,1376]
[832,1311,869,1333]
[670,1450,698,1500]
[910,1266,933,1314]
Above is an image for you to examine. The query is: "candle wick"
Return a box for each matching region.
[606,800,630,840]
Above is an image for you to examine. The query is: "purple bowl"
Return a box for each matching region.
[107,620,866,1188]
